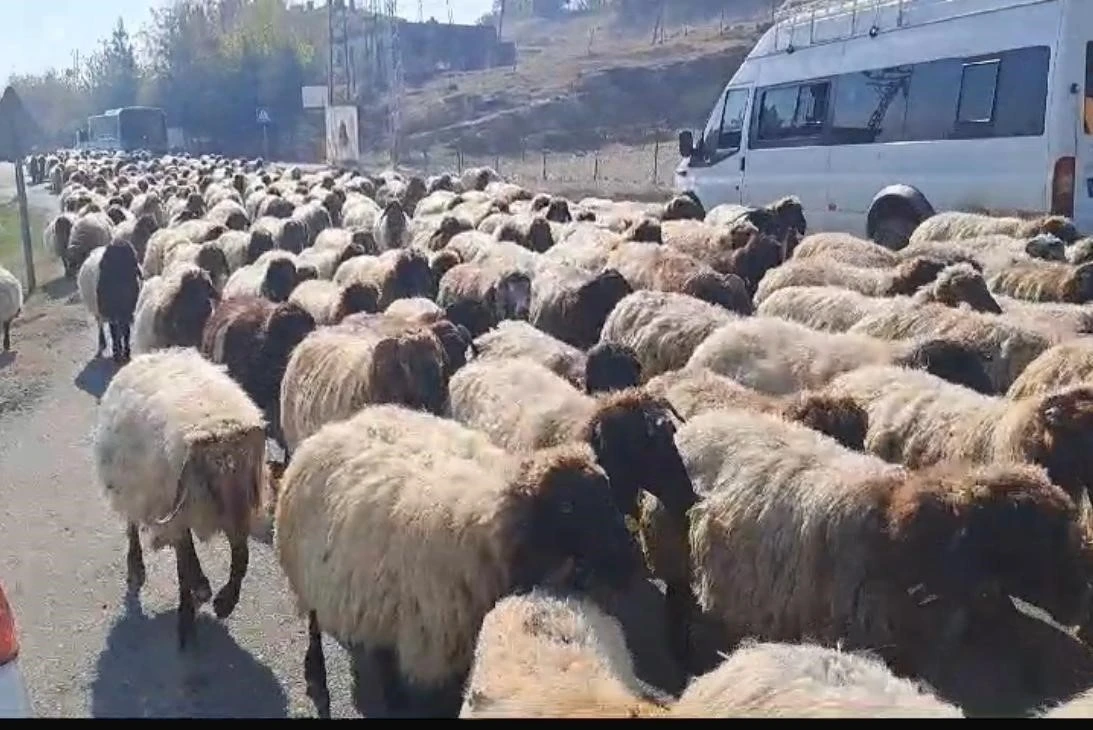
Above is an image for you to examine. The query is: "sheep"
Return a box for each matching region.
[447,231,543,276]
[529,264,633,350]
[252,215,308,254]
[278,314,450,455]
[670,407,1091,698]
[205,199,249,231]
[163,241,230,292]
[825,363,1093,505]
[542,219,661,274]
[755,266,1003,334]
[582,342,642,395]
[754,256,949,304]
[287,279,379,325]
[0,264,23,352]
[77,240,142,362]
[670,641,962,718]
[447,356,697,526]
[216,229,276,273]
[436,261,532,337]
[598,290,738,381]
[1006,339,1093,400]
[223,250,306,303]
[410,214,472,251]
[705,195,807,244]
[791,232,900,268]
[131,264,221,356]
[1067,238,1093,266]
[65,212,113,278]
[383,296,445,324]
[909,211,1079,245]
[333,248,435,309]
[110,214,160,262]
[643,366,867,451]
[290,200,332,247]
[1042,688,1093,718]
[93,348,266,650]
[688,316,995,396]
[473,319,587,387]
[604,241,752,314]
[847,301,1054,393]
[988,260,1093,304]
[460,165,501,191]
[670,223,784,296]
[459,590,672,718]
[374,200,411,251]
[44,213,76,270]
[995,296,1093,339]
[494,215,554,253]
[274,404,641,717]
[297,236,371,280]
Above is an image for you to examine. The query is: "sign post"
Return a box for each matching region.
[0,87,42,293]
[257,107,271,161]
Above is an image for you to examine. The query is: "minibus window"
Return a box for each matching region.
[718,89,749,151]
[1085,42,1093,135]
[956,59,1000,124]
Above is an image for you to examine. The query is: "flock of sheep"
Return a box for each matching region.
[8,148,1093,718]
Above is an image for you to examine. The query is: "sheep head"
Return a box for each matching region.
[886,256,947,297]
[1063,262,1093,304]
[680,271,753,316]
[280,220,307,254]
[264,302,317,377]
[625,217,662,244]
[368,330,447,415]
[261,258,299,303]
[1023,384,1093,505]
[491,270,532,323]
[160,268,219,348]
[507,443,642,596]
[390,250,434,303]
[1024,233,1067,262]
[884,461,1092,633]
[525,217,555,253]
[246,230,275,265]
[895,338,995,395]
[1031,215,1080,244]
[926,263,1002,314]
[428,319,476,379]
[781,393,868,451]
[333,282,379,323]
[428,215,471,251]
[579,389,696,522]
[661,193,705,222]
[584,342,642,396]
[195,243,230,291]
[573,269,633,349]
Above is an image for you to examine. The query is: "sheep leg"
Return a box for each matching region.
[1,321,9,351]
[212,534,248,619]
[374,646,412,714]
[174,540,198,651]
[664,581,693,667]
[120,320,132,362]
[96,322,107,356]
[177,530,212,605]
[304,611,331,719]
[125,523,145,591]
[108,321,124,364]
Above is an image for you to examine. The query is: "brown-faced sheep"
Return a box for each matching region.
[435,261,532,338]
[278,314,450,456]
[216,229,276,273]
[410,214,473,251]
[669,223,784,297]
[670,641,962,718]
[0,264,23,352]
[333,248,436,309]
[374,200,411,251]
[1006,339,1093,400]
[131,264,220,355]
[604,241,752,314]
[459,590,672,718]
[643,366,867,451]
[688,316,995,396]
[753,256,950,303]
[989,260,1093,304]
[529,264,633,350]
[253,215,307,254]
[909,211,1079,245]
[598,290,738,381]
[290,200,332,247]
[670,408,1091,705]
[495,215,555,253]
[94,348,266,650]
[705,195,807,245]
[847,301,1053,393]
[448,356,697,525]
[755,267,1002,334]
[223,250,307,303]
[200,296,317,450]
[287,279,379,326]
[274,404,641,717]
[826,363,1093,504]
[77,240,142,362]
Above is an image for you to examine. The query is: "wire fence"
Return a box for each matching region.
[355,134,681,200]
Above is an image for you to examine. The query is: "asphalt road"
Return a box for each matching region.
[0,163,356,718]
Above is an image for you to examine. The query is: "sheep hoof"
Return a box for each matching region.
[213,586,240,619]
[193,578,212,606]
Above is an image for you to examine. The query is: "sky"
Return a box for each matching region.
[1,0,494,81]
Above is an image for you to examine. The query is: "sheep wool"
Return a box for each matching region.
[0,263,23,351]
[791,233,899,269]
[93,347,266,548]
[1007,338,1093,400]
[473,319,587,388]
[671,641,962,718]
[459,590,671,718]
[599,290,737,381]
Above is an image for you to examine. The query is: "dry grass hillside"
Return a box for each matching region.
[360,4,778,197]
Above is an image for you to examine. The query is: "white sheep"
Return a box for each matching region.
[93,347,266,650]
[273,403,641,717]
[0,264,23,351]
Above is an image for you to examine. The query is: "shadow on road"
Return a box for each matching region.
[41,276,77,303]
[74,358,119,400]
[0,351,13,370]
[91,593,289,718]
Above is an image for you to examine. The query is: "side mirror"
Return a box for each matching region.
[678,130,694,158]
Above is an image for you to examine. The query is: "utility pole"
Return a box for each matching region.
[497,0,507,40]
